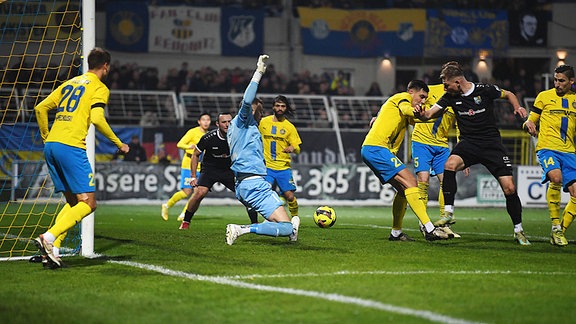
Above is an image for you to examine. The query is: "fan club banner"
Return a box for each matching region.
[426,9,508,57]
[106,3,263,56]
[297,7,426,57]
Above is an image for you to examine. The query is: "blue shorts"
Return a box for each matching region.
[180,169,200,189]
[361,145,406,184]
[537,149,576,191]
[265,168,297,194]
[44,142,94,194]
[411,141,450,175]
[235,176,283,219]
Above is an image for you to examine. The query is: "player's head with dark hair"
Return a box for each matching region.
[407,80,429,93]
[272,95,294,118]
[88,47,111,70]
[197,112,212,130]
[555,64,575,79]
[407,80,429,108]
[198,112,211,121]
[216,112,233,134]
[553,65,575,96]
[252,97,264,123]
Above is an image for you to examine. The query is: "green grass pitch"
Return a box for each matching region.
[2,204,576,323]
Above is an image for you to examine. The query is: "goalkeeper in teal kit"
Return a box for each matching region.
[225,55,300,245]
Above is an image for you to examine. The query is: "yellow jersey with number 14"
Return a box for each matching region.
[531,88,576,153]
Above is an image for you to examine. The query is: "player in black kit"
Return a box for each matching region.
[179,112,258,229]
[414,61,531,245]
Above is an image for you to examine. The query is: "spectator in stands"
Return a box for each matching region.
[149,145,174,166]
[330,70,350,95]
[115,135,147,162]
[365,82,383,96]
[140,111,159,126]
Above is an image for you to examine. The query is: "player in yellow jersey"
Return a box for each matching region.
[162,113,211,221]
[33,48,129,268]
[362,80,452,241]
[523,64,576,246]
[259,95,302,219]
[411,83,464,237]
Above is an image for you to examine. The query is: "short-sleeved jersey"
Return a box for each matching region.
[177,126,207,171]
[412,84,456,148]
[40,72,110,149]
[531,88,576,153]
[195,128,232,170]
[362,92,415,152]
[436,83,504,145]
[259,116,302,170]
[228,81,267,177]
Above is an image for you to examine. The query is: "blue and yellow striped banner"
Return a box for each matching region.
[298,7,425,57]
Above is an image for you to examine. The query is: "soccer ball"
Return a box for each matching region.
[313,206,337,228]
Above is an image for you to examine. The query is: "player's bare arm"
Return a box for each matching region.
[503,90,527,118]
[414,103,443,121]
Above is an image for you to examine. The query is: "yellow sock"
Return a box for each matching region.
[548,183,562,226]
[438,182,445,218]
[417,181,429,207]
[48,201,92,238]
[167,190,188,208]
[405,187,431,224]
[53,203,71,249]
[288,197,299,217]
[392,193,407,230]
[561,196,576,232]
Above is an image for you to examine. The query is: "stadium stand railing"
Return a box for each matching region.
[179,92,333,129]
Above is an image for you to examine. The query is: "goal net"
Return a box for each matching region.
[0,0,83,260]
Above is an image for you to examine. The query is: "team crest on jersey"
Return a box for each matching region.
[280,129,286,135]
[474,96,482,105]
[573,101,576,109]
[228,15,255,48]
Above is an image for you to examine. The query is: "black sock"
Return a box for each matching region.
[183,210,194,223]
[443,170,457,206]
[505,193,523,225]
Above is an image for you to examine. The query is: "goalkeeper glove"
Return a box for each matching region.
[256,54,269,74]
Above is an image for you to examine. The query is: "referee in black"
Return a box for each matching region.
[179,112,258,229]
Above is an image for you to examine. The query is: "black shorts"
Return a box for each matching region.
[451,140,513,178]
[198,168,236,191]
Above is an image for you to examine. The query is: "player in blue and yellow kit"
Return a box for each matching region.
[362,80,452,241]
[416,61,530,245]
[259,95,302,219]
[225,55,300,245]
[524,64,576,246]
[161,113,211,221]
[33,48,129,268]
[411,82,464,237]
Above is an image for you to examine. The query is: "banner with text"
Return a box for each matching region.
[426,9,508,57]
[106,4,263,56]
[297,7,426,57]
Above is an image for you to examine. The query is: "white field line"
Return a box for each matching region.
[221,269,576,280]
[110,260,483,324]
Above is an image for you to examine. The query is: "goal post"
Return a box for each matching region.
[0,0,95,261]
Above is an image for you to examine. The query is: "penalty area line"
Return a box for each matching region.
[110,260,482,324]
